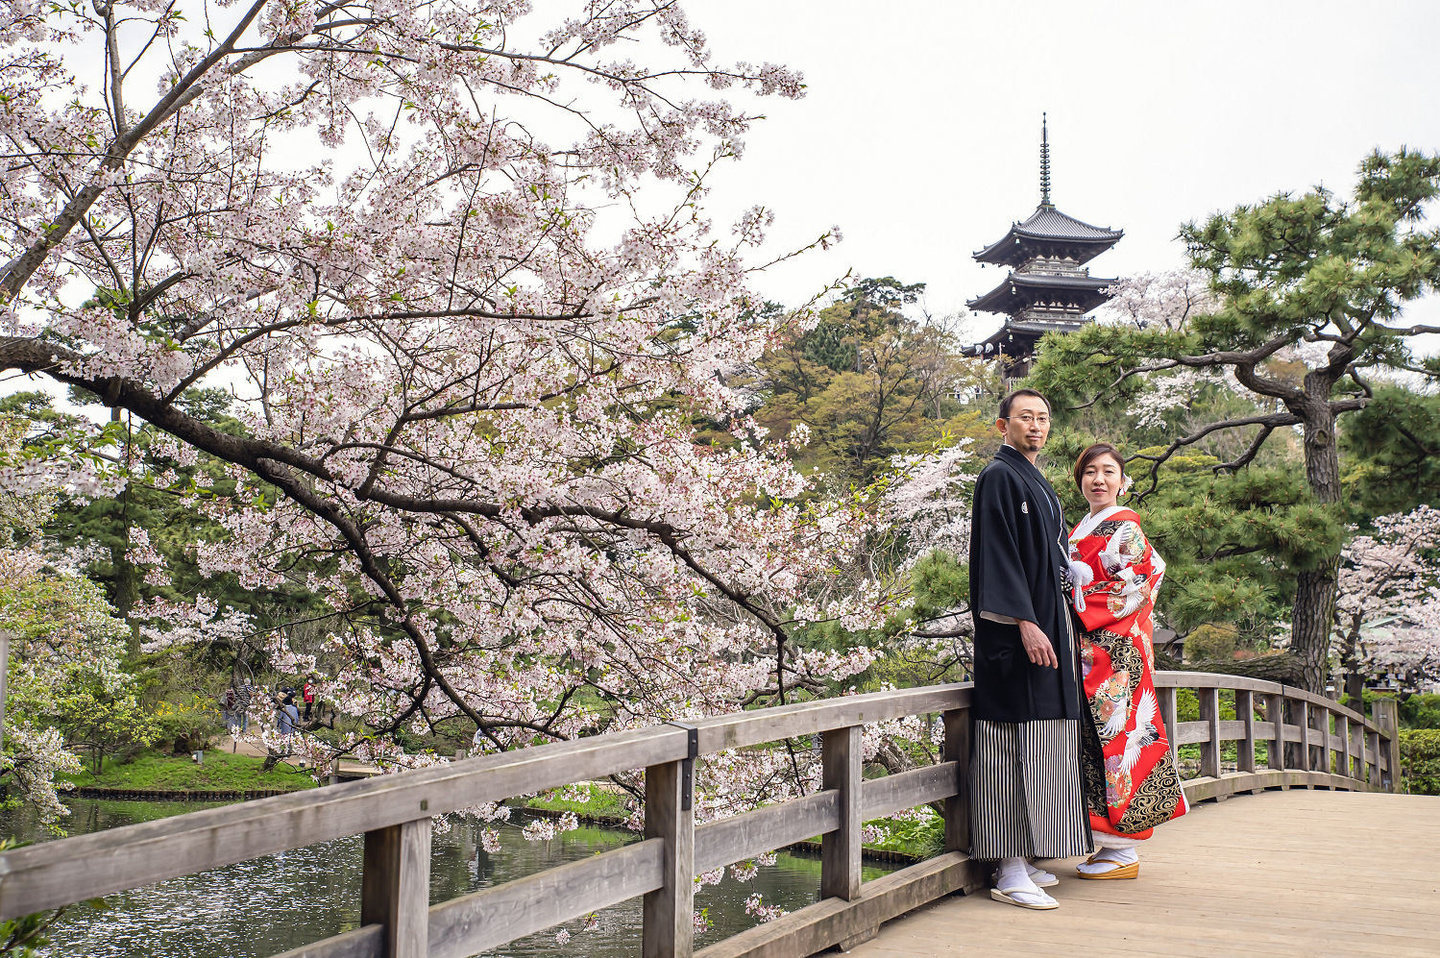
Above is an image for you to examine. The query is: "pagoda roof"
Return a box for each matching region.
[970,317,1090,352]
[966,271,1116,315]
[974,205,1124,267]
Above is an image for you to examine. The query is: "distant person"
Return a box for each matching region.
[1067,443,1187,879]
[968,389,1092,910]
[235,681,253,733]
[277,689,299,736]
[222,687,238,732]
[302,677,316,722]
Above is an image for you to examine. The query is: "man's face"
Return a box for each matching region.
[996,396,1051,455]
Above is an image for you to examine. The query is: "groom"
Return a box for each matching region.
[967,388,1091,909]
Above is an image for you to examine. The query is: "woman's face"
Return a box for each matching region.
[1080,453,1125,511]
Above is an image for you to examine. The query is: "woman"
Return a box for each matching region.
[1066,443,1186,879]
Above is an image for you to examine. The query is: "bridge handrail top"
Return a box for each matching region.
[1152,671,1382,732]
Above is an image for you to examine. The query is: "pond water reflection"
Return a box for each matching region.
[3,799,895,957]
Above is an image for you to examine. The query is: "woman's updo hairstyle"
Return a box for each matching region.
[1073,442,1126,491]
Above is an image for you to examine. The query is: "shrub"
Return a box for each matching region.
[152,695,225,754]
[1175,688,1199,723]
[1399,694,1440,730]
[1184,624,1238,663]
[1399,729,1440,795]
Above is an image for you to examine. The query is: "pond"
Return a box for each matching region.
[2,798,897,957]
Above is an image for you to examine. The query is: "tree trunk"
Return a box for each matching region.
[1293,560,1340,692]
[1290,389,1343,694]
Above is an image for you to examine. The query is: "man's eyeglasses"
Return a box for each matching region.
[1002,413,1050,426]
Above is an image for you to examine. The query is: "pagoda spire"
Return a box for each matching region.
[1039,113,1052,209]
[964,115,1124,381]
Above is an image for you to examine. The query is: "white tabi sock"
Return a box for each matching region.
[995,856,1039,893]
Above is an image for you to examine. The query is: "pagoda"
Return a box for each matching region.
[966,116,1122,379]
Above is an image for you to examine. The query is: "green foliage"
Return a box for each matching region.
[39,388,248,620]
[49,668,162,774]
[0,541,143,807]
[0,908,62,958]
[4,393,340,734]
[1340,386,1440,517]
[907,551,969,625]
[0,562,131,653]
[1184,624,1240,662]
[151,694,226,754]
[1029,323,1198,427]
[1399,729,1440,795]
[864,807,943,858]
[1399,694,1440,730]
[57,748,316,792]
[752,278,991,486]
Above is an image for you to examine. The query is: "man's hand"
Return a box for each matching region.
[1018,620,1058,669]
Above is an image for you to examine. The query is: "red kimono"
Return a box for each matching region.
[1069,506,1186,841]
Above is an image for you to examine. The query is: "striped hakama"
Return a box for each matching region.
[968,718,1093,860]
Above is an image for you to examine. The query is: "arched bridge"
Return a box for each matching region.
[0,673,1432,957]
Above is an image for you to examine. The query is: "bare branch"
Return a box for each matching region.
[1128,410,1301,500]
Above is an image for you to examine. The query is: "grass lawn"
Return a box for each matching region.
[59,749,318,793]
[524,783,629,821]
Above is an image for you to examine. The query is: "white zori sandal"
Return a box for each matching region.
[990,857,1059,910]
[990,885,1059,910]
[1026,861,1059,887]
[1075,847,1139,880]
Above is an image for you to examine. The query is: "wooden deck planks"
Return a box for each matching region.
[844,791,1440,958]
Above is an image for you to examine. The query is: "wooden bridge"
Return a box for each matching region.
[0,673,1424,958]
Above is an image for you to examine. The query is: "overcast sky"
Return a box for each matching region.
[686,0,1440,337]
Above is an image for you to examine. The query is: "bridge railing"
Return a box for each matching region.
[0,673,1399,958]
[1153,672,1402,801]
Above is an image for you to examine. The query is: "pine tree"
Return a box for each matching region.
[1031,149,1440,692]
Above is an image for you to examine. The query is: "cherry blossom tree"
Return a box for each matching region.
[1335,505,1440,697]
[1098,269,1218,334]
[0,424,132,828]
[0,0,882,771]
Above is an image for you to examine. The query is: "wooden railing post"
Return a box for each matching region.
[1199,687,1222,786]
[1237,690,1257,776]
[1348,714,1359,783]
[941,709,970,856]
[821,725,862,903]
[1297,701,1314,777]
[1338,713,1351,783]
[1372,697,1402,793]
[644,728,696,958]
[362,818,432,958]
[1158,685,1179,768]
[1266,692,1287,779]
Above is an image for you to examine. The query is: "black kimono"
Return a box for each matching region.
[968,444,1083,723]
[966,444,1092,860]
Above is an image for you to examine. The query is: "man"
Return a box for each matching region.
[968,388,1091,909]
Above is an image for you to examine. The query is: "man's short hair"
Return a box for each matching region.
[998,388,1051,419]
